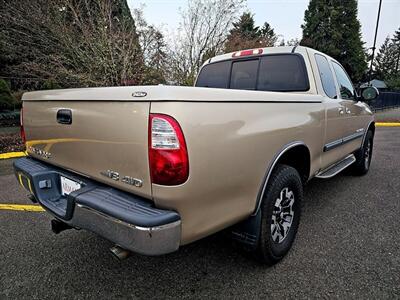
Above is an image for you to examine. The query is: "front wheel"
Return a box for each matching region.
[351,130,373,176]
[254,164,303,265]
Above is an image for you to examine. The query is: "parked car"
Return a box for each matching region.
[14,46,378,264]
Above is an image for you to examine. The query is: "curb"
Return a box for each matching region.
[0,151,27,160]
[376,122,400,127]
[0,204,44,212]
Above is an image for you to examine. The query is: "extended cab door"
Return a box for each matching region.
[331,61,365,154]
[313,54,348,169]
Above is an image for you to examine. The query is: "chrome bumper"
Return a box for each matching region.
[66,204,181,256]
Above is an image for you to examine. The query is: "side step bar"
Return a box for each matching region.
[316,154,356,179]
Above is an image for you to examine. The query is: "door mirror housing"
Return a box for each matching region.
[360,86,379,102]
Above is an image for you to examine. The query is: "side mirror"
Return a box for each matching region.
[360,86,379,102]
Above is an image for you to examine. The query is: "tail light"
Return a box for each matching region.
[149,114,189,185]
[20,107,26,144]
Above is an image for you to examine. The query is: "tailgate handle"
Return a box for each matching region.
[57,109,72,124]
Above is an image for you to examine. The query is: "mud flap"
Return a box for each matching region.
[230,209,262,251]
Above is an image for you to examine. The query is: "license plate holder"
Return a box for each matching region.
[60,176,81,196]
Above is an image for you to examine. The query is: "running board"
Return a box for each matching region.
[316,154,356,179]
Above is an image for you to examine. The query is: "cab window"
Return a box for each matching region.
[332,61,355,100]
[315,54,337,98]
[196,54,309,92]
[196,60,230,88]
[257,55,309,91]
[230,59,258,90]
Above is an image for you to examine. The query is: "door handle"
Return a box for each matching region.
[338,107,344,115]
[57,109,72,124]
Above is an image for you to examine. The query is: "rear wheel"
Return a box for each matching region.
[254,164,302,265]
[351,130,373,176]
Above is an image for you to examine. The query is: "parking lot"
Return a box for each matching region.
[0,127,399,299]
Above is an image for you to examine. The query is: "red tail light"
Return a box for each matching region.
[20,107,26,144]
[149,114,189,185]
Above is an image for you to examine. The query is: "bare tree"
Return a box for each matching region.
[132,6,167,84]
[0,0,144,88]
[167,0,245,85]
[285,38,300,47]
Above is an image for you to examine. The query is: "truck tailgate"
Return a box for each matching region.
[23,100,151,199]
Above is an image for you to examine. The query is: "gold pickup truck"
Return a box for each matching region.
[14,46,378,264]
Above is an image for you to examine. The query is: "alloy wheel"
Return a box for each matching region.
[271,187,295,243]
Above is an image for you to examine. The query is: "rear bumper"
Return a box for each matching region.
[13,157,181,255]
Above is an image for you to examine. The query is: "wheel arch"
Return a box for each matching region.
[362,120,375,147]
[368,121,375,135]
[252,141,311,216]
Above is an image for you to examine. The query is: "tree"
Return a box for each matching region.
[373,27,400,90]
[285,38,300,47]
[229,12,260,39]
[132,7,167,84]
[0,0,145,89]
[167,0,245,85]
[260,22,278,46]
[0,79,15,110]
[391,28,400,77]
[300,0,367,82]
[374,37,396,80]
[224,13,277,53]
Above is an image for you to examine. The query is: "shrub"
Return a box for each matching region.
[0,79,15,110]
[41,79,61,90]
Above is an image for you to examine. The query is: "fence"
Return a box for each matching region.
[370,92,400,111]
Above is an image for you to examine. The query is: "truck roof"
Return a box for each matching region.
[204,46,337,66]
[205,46,304,65]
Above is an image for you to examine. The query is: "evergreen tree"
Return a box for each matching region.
[373,27,400,90]
[391,27,400,76]
[300,0,367,82]
[259,22,278,46]
[0,79,15,110]
[225,13,277,52]
[374,37,396,80]
[229,12,260,39]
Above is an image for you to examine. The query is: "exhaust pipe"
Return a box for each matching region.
[110,245,131,261]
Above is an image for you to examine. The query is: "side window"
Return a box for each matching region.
[257,55,309,91]
[315,54,337,98]
[332,62,355,100]
[230,59,258,90]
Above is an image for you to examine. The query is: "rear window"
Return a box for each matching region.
[195,60,230,88]
[230,60,258,90]
[196,54,309,92]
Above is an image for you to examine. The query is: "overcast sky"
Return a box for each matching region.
[127,0,400,50]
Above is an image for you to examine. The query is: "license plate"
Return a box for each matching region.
[60,176,81,196]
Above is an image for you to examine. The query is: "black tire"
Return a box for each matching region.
[254,164,303,265]
[351,130,373,176]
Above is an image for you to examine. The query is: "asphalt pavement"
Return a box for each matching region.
[0,127,399,299]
